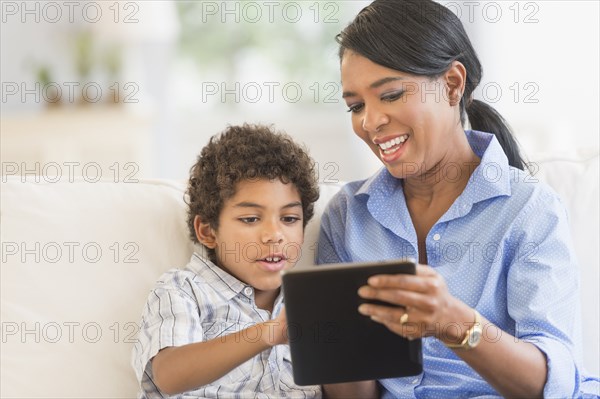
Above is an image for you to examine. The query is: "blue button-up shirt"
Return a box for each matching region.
[317,130,597,398]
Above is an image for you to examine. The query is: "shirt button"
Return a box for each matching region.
[244,286,253,296]
[433,233,441,241]
[411,378,419,384]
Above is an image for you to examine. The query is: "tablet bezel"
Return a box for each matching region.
[282,259,423,385]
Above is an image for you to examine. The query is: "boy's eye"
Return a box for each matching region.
[346,102,364,114]
[282,216,301,224]
[239,217,259,224]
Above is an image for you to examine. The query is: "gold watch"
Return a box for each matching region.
[445,309,482,350]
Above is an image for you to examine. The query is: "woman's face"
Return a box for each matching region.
[340,50,463,179]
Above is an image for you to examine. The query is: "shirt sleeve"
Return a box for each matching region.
[506,186,583,397]
[316,191,350,265]
[131,278,203,387]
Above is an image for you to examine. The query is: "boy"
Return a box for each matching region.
[132,124,321,398]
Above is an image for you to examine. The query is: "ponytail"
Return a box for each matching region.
[466,100,525,170]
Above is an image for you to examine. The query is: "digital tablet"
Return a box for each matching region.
[282,259,423,386]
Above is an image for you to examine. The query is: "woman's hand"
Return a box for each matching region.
[357,264,467,343]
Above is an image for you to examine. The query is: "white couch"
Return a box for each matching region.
[1,154,598,398]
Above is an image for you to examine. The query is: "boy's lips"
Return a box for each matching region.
[256,254,288,272]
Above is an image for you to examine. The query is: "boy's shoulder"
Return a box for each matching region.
[152,253,213,293]
[151,253,244,300]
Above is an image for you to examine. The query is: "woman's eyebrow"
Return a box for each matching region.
[370,76,404,89]
[342,76,405,98]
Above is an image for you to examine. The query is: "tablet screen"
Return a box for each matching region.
[282,259,423,385]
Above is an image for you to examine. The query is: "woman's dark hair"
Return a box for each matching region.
[336,0,525,170]
[185,123,320,261]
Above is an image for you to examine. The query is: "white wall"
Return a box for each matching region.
[2,1,597,179]
[457,0,600,157]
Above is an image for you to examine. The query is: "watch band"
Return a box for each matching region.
[444,309,482,350]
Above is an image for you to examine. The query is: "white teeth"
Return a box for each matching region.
[378,135,408,150]
[264,256,281,262]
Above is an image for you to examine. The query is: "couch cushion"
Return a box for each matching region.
[2,160,597,397]
[1,178,195,398]
[533,154,599,375]
[0,178,342,397]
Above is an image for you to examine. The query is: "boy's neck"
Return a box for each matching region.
[254,288,281,313]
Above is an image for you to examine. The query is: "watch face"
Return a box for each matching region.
[468,329,482,346]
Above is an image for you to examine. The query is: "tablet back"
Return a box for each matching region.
[282,260,423,385]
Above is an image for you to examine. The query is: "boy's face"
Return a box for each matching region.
[197,178,304,295]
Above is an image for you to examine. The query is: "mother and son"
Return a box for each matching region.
[132,1,598,398]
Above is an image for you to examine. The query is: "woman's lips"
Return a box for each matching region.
[378,135,409,163]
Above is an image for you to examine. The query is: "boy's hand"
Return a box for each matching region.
[261,306,288,347]
[153,307,291,395]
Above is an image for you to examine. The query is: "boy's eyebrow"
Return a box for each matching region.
[342,76,404,98]
[234,201,302,210]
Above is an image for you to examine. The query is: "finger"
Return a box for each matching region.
[367,264,434,283]
[358,286,431,309]
[366,274,432,293]
[416,264,436,276]
[358,303,408,323]
[278,310,287,323]
[370,311,423,340]
[358,303,424,328]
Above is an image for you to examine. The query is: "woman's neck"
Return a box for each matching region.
[403,133,480,204]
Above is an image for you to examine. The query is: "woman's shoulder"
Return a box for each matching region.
[323,176,376,215]
[497,165,567,222]
[508,165,563,203]
[329,167,392,202]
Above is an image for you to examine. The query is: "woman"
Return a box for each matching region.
[317,1,598,398]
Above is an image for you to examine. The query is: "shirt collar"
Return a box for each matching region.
[355,130,513,222]
[356,168,415,240]
[187,252,248,301]
[463,130,512,202]
[187,252,284,306]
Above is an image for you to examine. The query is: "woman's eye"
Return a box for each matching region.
[346,103,364,113]
[239,217,259,224]
[282,216,301,224]
[382,90,404,102]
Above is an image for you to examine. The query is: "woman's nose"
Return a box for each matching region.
[362,106,389,133]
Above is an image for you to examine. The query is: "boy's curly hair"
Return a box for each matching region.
[185,123,320,248]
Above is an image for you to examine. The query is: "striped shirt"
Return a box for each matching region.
[132,252,321,398]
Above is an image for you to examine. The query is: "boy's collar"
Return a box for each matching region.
[190,252,247,300]
[189,252,284,308]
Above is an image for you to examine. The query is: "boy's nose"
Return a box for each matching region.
[261,223,284,244]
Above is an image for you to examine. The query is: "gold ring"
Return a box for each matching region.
[399,312,409,325]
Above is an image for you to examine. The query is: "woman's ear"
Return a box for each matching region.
[194,215,217,249]
[445,61,467,106]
